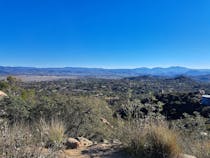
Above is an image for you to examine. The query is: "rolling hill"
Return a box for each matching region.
[0,66,210,82]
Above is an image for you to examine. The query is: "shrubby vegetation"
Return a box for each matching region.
[0,76,210,157]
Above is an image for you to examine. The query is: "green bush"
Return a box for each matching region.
[0,97,31,123]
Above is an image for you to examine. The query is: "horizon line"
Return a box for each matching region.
[0,65,210,70]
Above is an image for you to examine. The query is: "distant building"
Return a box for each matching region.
[201,95,210,106]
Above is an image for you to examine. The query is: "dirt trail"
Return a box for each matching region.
[60,143,130,158]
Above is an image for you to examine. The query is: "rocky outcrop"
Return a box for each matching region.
[66,137,93,149]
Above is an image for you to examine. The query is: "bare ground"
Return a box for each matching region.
[59,143,130,158]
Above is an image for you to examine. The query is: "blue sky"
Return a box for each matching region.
[0,0,209,68]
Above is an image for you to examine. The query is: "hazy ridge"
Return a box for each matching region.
[1,66,210,82]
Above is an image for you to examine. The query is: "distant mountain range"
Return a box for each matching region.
[0,66,210,82]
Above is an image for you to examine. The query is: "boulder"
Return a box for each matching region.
[76,137,93,147]
[200,131,208,136]
[111,139,121,144]
[66,138,81,149]
[0,91,7,100]
[102,139,109,144]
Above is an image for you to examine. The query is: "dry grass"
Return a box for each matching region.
[0,121,42,158]
[39,118,66,148]
[119,120,181,158]
[1,117,209,158]
[146,123,181,158]
[0,119,66,158]
[189,140,210,158]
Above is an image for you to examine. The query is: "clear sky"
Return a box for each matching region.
[0,0,209,68]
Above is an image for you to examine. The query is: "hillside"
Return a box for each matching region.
[1,76,210,158]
